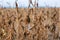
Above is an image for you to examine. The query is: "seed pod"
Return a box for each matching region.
[27,15,30,23]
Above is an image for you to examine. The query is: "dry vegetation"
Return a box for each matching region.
[0,8,60,40]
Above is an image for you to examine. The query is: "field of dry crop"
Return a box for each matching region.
[0,8,60,40]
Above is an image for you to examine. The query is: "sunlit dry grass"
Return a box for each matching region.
[0,8,60,40]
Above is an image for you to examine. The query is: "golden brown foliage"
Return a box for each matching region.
[0,8,60,40]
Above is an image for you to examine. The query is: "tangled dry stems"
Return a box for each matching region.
[0,8,60,40]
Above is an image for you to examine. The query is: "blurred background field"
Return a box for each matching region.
[0,0,60,40]
[0,8,60,40]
